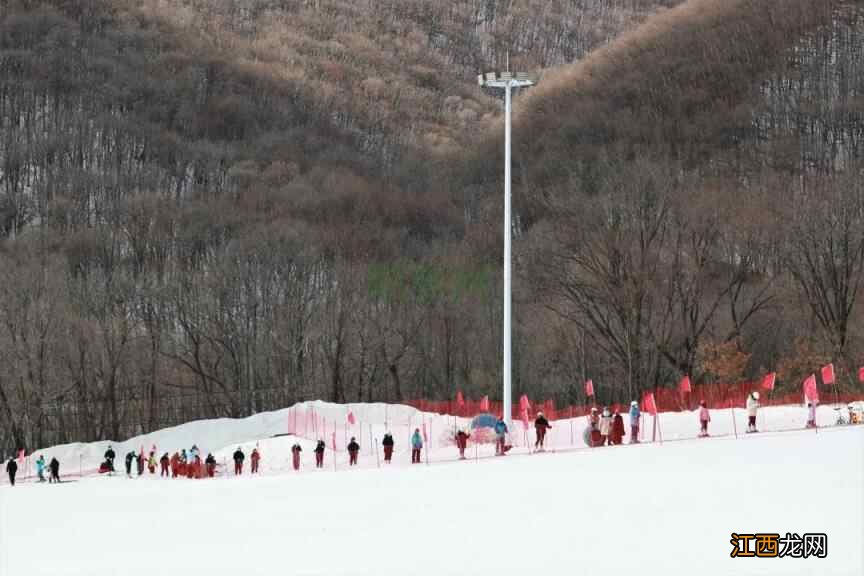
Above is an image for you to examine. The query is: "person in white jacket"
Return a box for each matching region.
[746,391,760,433]
[599,408,613,445]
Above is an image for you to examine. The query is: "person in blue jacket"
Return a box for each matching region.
[36,455,46,482]
[410,428,423,464]
[494,418,508,455]
[629,401,641,444]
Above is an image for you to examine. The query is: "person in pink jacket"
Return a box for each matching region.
[698,401,711,437]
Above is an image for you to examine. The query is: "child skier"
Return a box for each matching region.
[699,401,711,437]
[291,444,302,471]
[746,391,760,432]
[611,409,625,445]
[233,447,245,475]
[534,412,551,451]
[494,418,508,455]
[36,455,46,482]
[147,451,157,474]
[250,448,261,474]
[599,407,613,446]
[347,437,360,466]
[49,457,60,483]
[125,451,135,477]
[411,428,423,464]
[160,453,170,477]
[806,402,817,428]
[382,433,394,463]
[629,401,640,443]
[314,440,325,468]
[205,453,217,477]
[6,457,17,486]
[455,430,470,459]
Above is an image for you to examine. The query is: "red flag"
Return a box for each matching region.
[456,390,465,407]
[331,431,337,451]
[520,408,529,431]
[761,372,776,391]
[519,394,530,411]
[347,411,356,426]
[479,396,489,411]
[859,367,864,384]
[820,363,835,385]
[643,392,658,416]
[803,374,819,403]
[17,448,25,463]
[678,375,691,393]
[584,379,594,397]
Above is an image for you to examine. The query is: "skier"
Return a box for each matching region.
[291,444,302,471]
[233,447,245,476]
[314,440,325,468]
[205,453,217,478]
[534,411,551,451]
[599,407,613,446]
[6,457,17,486]
[250,448,261,474]
[190,444,200,463]
[699,401,711,437]
[455,430,470,459]
[589,407,600,431]
[806,401,818,428]
[382,433,394,463]
[36,455,46,482]
[170,452,180,478]
[611,409,626,445]
[125,451,135,477]
[347,437,360,466]
[136,452,144,476]
[494,418,508,455]
[411,428,423,464]
[629,401,641,444]
[104,446,116,472]
[746,391,760,432]
[48,457,60,483]
[159,453,170,477]
[147,451,157,474]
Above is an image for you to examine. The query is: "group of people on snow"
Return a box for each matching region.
[5,455,60,486]
[587,405,631,446]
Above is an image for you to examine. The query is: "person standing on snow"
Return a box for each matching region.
[104,447,116,472]
[806,401,817,428]
[125,451,135,477]
[159,453,170,477]
[455,430,470,459]
[147,451,157,474]
[136,452,145,476]
[48,457,60,483]
[599,407,613,446]
[205,453,217,477]
[347,437,360,466]
[410,429,423,464]
[314,440,325,468]
[611,409,625,445]
[746,392,760,433]
[6,457,17,486]
[291,444,302,471]
[36,455,46,482]
[382,433,394,464]
[534,412,551,451]
[250,448,261,474]
[494,418,508,455]
[698,401,711,437]
[629,401,641,443]
[233,447,245,475]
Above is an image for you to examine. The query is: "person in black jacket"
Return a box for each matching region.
[382,433,394,463]
[125,451,135,477]
[314,440,325,468]
[205,453,217,477]
[291,444,302,471]
[347,437,360,466]
[48,457,60,483]
[104,447,116,472]
[6,457,17,486]
[534,412,552,452]
[232,448,245,475]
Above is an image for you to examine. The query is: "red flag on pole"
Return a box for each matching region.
[678,376,691,393]
[479,396,489,411]
[422,422,428,442]
[820,363,835,385]
[331,431,337,451]
[519,394,530,411]
[859,367,864,384]
[456,390,465,407]
[584,379,594,397]
[643,392,658,416]
[803,374,819,403]
[761,372,776,391]
[347,411,356,426]
[17,448,25,464]
[520,408,529,431]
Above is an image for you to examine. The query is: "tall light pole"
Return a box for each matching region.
[477,71,536,427]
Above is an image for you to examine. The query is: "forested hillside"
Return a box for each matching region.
[0,0,862,454]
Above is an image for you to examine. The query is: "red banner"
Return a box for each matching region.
[643,392,658,415]
[803,374,819,403]
[821,363,835,385]
[761,372,776,391]
[679,376,692,393]
[584,379,594,397]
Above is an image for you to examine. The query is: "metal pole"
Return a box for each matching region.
[503,80,513,428]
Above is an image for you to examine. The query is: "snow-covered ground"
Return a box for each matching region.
[1,402,862,576]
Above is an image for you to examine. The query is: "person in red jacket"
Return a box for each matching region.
[291,444,302,471]
[455,430,470,459]
[699,401,711,437]
[205,453,217,477]
[611,410,626,445]
[347,437,360,466]
[250,448,261,474]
